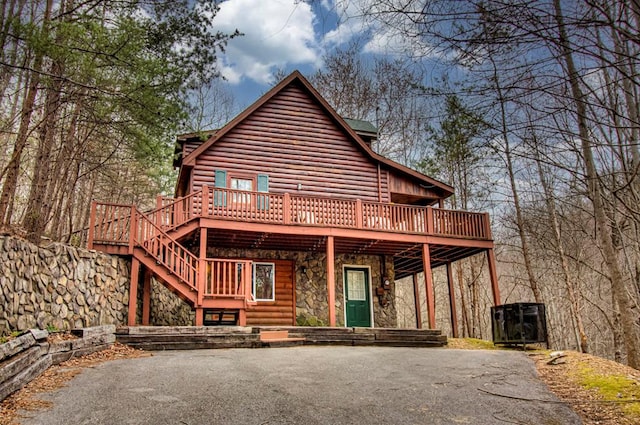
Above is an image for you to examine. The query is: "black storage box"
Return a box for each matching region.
[491,303,548,345]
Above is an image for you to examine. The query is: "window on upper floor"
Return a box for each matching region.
[214,170,269,209]
[230,177,253,191]
[230,177,253,204]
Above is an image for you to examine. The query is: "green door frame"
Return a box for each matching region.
[343,266,373,327]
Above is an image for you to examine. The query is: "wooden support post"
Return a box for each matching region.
[128,258,140,326]
[446,263,459,338]
[87,202,97,249]
[156,195,163,210]
[355,199,363,229]
[426,207,434,234]
[283,193,291,224]
[198,227,207,307]
[484,212,492,239]
[195,308,204,326]
[486,248,501,306]
[201,185,209,217]
[421,244,436,329]
[412,273,422,329]
[128,206,136,254]
[326,236,336,327]
[238,308,247,326]
[142,268,151,326]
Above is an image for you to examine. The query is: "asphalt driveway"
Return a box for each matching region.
[20,346,581,424]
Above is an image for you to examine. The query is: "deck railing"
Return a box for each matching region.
[88,203,133,245]
[134,211,199,291]
[192,185,491,240]
[203,259,253,299]
[89,187,492,247]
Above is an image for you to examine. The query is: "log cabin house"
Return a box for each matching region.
[88,71,500,333]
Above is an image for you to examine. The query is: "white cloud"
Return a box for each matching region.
[321,0,370,46]
[322,0,444,60]
[213,0,323,85]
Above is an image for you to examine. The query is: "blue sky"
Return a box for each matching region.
[211,0,425,108]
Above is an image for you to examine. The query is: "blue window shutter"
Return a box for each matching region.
[214,170,227,207]
[257,174,269,210]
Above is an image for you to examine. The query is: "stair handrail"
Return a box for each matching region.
[134,208,199,291]
[143,189,203,231]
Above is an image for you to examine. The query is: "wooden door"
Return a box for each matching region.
[344,267,371,327]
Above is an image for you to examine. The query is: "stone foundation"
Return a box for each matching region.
[207,247,397,328]
[149,277,194,326]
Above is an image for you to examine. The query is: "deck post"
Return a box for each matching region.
[128,257,140,326]
[201,185,209,217]
[426,207,434,234]
[87,202,97,249]
[142,268,151,326]
[421,244,436,329]
[486,248,501,305]
[484,212,492,239]
[326,236,336,327]
[238,308,247,326]
[446,263,459,338]
[412,273,422,329]
[198,227,207,307]
[195,308,204,326]
[128,206,136,254]
[283,193,291,224]
[355,199,363,229]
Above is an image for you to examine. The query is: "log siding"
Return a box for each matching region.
[246,259,295,326]
[190,82,386,202]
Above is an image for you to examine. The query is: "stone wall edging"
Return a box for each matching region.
[0,325,116,401]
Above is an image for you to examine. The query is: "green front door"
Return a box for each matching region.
[345,268,371,327]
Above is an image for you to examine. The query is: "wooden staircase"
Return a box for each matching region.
[88,197,255,325]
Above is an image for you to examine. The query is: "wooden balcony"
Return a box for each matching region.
[88,187,493,281]
[87,188,498,328]
[147,186,492,241]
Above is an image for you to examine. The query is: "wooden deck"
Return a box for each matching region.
[90,186,492,247]
[87,187,498,329]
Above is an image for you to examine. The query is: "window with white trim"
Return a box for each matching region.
[253,262,275,301]
[230,177,253,204]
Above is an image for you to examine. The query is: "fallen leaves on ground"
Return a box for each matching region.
[0,343,151,425]
[534,351,640,425]
[448,338,640,424]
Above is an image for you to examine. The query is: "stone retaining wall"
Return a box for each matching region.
[0,325,116,401]
[0,236,131,335]
[0,236,198,335]
[149,278,194,326]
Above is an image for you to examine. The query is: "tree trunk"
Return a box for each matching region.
[490,55,542,303]
[553,0,639,368]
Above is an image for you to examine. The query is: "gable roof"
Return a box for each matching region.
[180,70,453,197]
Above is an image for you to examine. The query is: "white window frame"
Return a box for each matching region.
[252,262,275,302]
[230,177,253,205]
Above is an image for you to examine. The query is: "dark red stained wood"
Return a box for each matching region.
[388,171,441,204]
[246,259,295,326]
[188,82,386,202]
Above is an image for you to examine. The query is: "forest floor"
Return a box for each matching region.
[449,338,640,424]
[1,339,638,424]
[0,343,151,425]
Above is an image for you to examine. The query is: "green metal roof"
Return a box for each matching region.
[343,118,377,135]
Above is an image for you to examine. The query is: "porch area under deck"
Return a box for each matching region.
[88,186,501,331]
